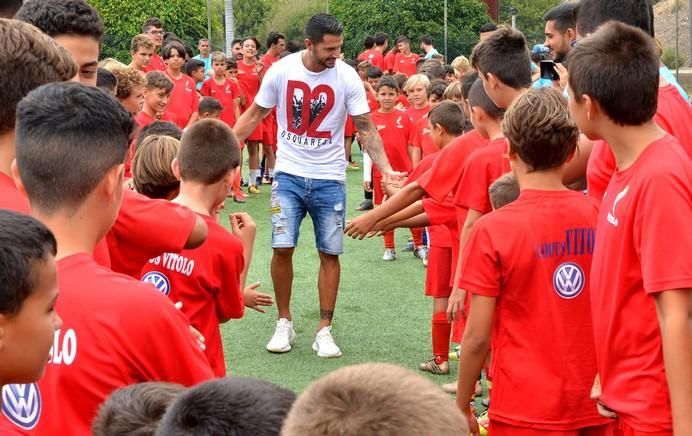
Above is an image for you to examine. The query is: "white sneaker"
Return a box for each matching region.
[382,248,396,261]
[266,318,295,353]
[312,326,342,358]
[415,246,428,262]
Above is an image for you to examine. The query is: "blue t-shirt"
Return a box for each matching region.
[192,55,213,90]
[424,48,440,60]
[660,65,689,102]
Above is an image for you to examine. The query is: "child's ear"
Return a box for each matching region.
[224,167,239,187]
[10,159,26,197]
[103,163,124,201]
[485,73,499,91]
[171,158,181,181]
[582,95,598,120]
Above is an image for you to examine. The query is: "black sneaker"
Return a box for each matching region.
[356,199,373,211]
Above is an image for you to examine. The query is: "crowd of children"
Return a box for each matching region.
[0,0,690,434]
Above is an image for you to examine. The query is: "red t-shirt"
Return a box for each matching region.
[586,84,692,202]
[590,135,692,432]
[371,110,413,176]
[384,50,397,72]
[418,130,489,204]
[460,190,606,430]
[143,53,166,72]
[405,153,452,248]
[393,52,420,77]
[236,60,262,110]
[164,72,199,128]
[133,110,177,129]
[405,105,429,125]
[141,215,244,377]
[201,77,241,128]
[260,53,280,71]
[0,253,213,435]
[0,172,30,214]
[357,49,384,69]
[410,115,438,158]
[367,92,380,113]
[106,189,197,278]
[454,138,510,215]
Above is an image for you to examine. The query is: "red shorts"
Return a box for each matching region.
[612,420,670,436]
[344,115,355,137]
[425,246,452,297]
[242,101,263,142]
[262,111,277,147]
[489,420,613,436]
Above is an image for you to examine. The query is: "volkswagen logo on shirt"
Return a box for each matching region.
[142,271,171,296]
[553,262,585,299]
[2,384,41,430]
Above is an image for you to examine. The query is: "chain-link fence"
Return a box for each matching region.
[654,0,691,92]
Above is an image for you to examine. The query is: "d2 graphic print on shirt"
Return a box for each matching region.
[286,80,335,139]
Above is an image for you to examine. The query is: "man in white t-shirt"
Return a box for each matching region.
[234,13,401,358]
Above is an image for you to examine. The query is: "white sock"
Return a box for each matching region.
[250,170,260,185]
[269,168,274,178]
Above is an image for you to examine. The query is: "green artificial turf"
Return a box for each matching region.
[217,150,459,393]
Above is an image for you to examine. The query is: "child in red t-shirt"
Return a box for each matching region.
[410,80,448,163]
[393,37,420,77]
[201,52,241,129]
[403,74,431,128]
[162,41,199,129]
[363,76,414,260]
[141,120,273,377]
[135,71,175,129]
[1,83,213,435]
[457,87,610,435]
[569,23,692,435]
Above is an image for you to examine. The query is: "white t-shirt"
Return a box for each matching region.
[254,52,369,180]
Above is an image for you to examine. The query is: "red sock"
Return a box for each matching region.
[383,230,395,249]
[411,227,424,247]
[233,171,241,197]
[432,311,451,364]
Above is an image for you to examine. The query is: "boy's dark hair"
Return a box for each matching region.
[162,41,185,60]
[576,0,653,37]
[93,382,184,436]
[231,37,242,47]
[489,173,520,210]
[199,97,223,114]
[471,26,531,90]
[145,71,173,93]
[398,36,411,45]
[461,70,479,100]
[0,210,57,316]
[374,32,388,46]
[241,36,261,51]
[15,82,135,214]
[305,13,343,43]
[16,0,104,42]
[286,39,303,53]
[266,31,285,48]
[443,64,455,76]
[429,101,465,136]
[0,0,22,18]
[97,68,118,93]
[155,377,296,436]
[567,21,658,126]
[366,66,383,79]
[543,2,577,32]
[468,79,504,120]
[184,59,205,76]
[428,79,448,100]
[392,73,408,90]
[376,76,399,92]
[226,59,238,69]
[362,35,375,49]
[343,58,358,69]
[503,87,578,171]
[0,18,77,134]
[282,363,467,436]
[479,22,498,34]
[142,17,163,33]
[420,35,433,45]
[134,121,182,153]
[178,119,241,184]
[423,63,446,81]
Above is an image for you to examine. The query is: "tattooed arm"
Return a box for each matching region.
[352,113,406,182]
[233,103,272,144]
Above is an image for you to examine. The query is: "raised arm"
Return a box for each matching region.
[233,103,272,144]
[351,113,396,179]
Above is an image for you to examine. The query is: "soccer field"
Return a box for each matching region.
[218,151,458,393]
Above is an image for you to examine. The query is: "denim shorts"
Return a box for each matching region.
[270,172,346,255]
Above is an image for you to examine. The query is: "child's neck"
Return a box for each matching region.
[516,166,567,192]
[167,67,182,78]
[33,208,106,260]
[378,106,396,113]
[484,122,504,141]
[438,133,457,149]
[413,102,428,110]
[129,62,144,72]
[142,104,157,118]
[600,120,666,171]
[213,74,226,84]
[174,181,222,216]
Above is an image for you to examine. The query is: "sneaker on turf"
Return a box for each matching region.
[414,246,428,261]
[382,248,396,261]
[441,379,458,394]
[356,199,373,211]
[403,238,414,252]
[312,326,342,358]
[266,318,295,353]
[248,184,261,194]
[262,175,271,184]
[419,358,450,375]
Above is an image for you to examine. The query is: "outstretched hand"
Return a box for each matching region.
[344,211,379,239]
[244,282,274,313]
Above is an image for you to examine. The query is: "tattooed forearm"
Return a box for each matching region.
[320,309,334,321]
[352,113,392,173]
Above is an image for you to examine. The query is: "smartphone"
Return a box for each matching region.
[540,60,559,81]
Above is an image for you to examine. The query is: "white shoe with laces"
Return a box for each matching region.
[382,248,396,261]
[266,318,295,353]
[312,326,342,358]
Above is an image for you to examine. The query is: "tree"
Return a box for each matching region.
[499,0,561,47]
[89,0,215,62]
[329,0,490,60]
